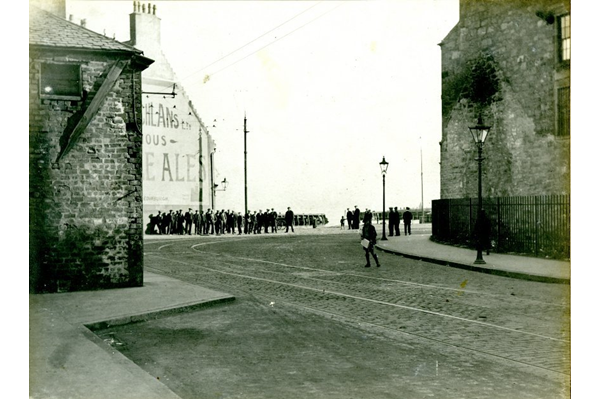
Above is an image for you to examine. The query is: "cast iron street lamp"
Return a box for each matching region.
[214,177,228,192]
[469,115,491,264]
[213,178,228,208]
[379,156,389,241]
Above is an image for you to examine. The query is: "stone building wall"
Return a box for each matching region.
[29,53,145,293]
[439,0,570,199]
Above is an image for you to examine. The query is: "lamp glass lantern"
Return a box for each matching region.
[379,156,389,175]
[469,116,491,145]
[214,178,228,192]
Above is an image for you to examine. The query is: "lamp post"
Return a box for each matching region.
[244,114,248,213]
[379,156,389,241]
[210,150,216,209]
[468,115,491,264]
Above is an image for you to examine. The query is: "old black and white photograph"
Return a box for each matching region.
[23,0,593,398]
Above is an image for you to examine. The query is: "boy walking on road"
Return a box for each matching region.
[361,220,381,268]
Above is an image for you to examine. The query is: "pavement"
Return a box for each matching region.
[29,273,235,399]
[29,226,570,398]
[376,232,570,284]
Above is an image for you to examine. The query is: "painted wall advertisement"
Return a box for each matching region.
[142,82,205,215]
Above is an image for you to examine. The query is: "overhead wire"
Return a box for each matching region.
[150,1,326,94]
[204,2,346,80]
[151,1,346,93]
[182,1,323,83]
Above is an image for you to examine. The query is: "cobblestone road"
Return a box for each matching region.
[99,232,570,398]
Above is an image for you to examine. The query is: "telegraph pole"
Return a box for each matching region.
[420,137,424,223]
[244,114,248,213]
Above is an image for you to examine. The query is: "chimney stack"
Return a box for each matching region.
[129,1,161,48]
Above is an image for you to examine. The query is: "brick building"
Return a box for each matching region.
[29,2,154,292]
[124,2,217,225]
[439,0,570,199]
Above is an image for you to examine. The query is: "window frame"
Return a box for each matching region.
[557,13,571,65]
[556,85,570,137]
[39,62,83,100]
[553,11,570,137]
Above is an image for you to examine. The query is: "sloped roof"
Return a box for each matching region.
[29,5,142,54]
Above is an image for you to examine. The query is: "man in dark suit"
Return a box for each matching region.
[171,210,177,234]
[146,214,157,234]
[256,210,263,234]
[185,208,193,235]
[393,207,401,236]
[216,210,222,235]
[270,209,277,233]
[244,211,250,234]
[177,210,185,234]
[226,210,234,234]
[192,210,200,235]
[237,212,243,235]
[363,208,373,224]
[250,211,256,234]
[204,209,214,234]
[285,207,294,233]
[388,207,396,236]
[346,208,353,230]
[403,207,413,235]
[160,210,173,235]
[353,206,361,229]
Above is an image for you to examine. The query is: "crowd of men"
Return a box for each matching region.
[146,207,297,236]
[387,206,413,236]
[345,206,362,230]
[343,205,413,235]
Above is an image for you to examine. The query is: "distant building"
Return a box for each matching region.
[29,2,153,292]
[124,1,216,222]
[439,0,570,199]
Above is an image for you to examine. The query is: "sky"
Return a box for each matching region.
[67,0,459,223]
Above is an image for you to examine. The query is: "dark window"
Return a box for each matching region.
[40,63,82,98]
[557,86,570,137]
[558,14,571,62]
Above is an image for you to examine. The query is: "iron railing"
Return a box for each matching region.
[432,195,570,260]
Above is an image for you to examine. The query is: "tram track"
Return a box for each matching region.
[146,239,568,309]
[148,254,565,342]
[193,248,569,308]
[145,247,569,340]
[204,254,565,335]
[145,240,570,375]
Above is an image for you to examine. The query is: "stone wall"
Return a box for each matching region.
[29,52,144,293]
[439,0,570,199]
